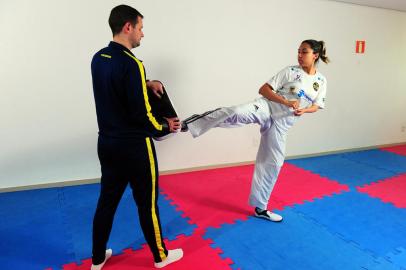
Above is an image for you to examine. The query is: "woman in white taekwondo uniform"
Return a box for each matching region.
[182,39,330,222]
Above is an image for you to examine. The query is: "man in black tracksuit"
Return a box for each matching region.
[90,5,183,270]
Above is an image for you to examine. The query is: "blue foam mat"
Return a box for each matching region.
[386,247,406,269]
[2,147,406,270]
[0,184,196,270]
[287,153,398,188]
[342,149,406,174]
[203,208,399,270]
[0,188,74,270]
[62,184,196,265]
[292,191,406,259]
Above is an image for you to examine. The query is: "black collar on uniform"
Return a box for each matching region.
[108,41,135,56]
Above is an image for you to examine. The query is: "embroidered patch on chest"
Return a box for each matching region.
[313,82,319,91]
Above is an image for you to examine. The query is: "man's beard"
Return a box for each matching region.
[132,40,140,48]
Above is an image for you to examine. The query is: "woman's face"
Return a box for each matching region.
[297,42,318,68]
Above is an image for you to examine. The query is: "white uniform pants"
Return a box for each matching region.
[188,97,297,209]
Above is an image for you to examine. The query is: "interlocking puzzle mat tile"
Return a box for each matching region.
[204,209,398,270]
[62,234,233,270]
[287,154,397,188]
[292,191,406,257]
[381,144,406,156]
[342,149,406,174]
[358,173,406,208]
[160,164,348,230]
[59,184,196,266]
[0,188,73,270]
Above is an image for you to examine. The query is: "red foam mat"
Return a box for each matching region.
[381,144,406,156]
[55,163,349,270]
[61,234,233,270]
[271,163,349,209]
[357,173,406,208]
[160,163,349,229]
[161,165,254,229]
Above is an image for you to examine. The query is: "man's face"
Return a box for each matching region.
[129,16,144,48]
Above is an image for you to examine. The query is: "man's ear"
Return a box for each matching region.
[122,22,132,34]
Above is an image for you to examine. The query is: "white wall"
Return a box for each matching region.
[1,0,405,189]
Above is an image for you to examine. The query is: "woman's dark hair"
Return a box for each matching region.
[108,5,144,36]
[302,39,330,64]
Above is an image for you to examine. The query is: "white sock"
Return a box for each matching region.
[91,249,113,270]
[154,249,184,268]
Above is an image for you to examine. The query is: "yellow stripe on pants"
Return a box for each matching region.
[145,137,166,260]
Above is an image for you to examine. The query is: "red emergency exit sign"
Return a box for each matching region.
[356,40,365,53]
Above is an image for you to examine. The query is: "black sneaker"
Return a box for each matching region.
[254,207,283,222]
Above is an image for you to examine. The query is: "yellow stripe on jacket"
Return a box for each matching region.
[123,51,162,131]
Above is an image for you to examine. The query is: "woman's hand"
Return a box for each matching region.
[259,83,300,108]
[285,99,299,110]
[294,104,319,116]
[294,108,306,116]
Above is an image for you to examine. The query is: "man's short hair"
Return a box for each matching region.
[108,5,143,36]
